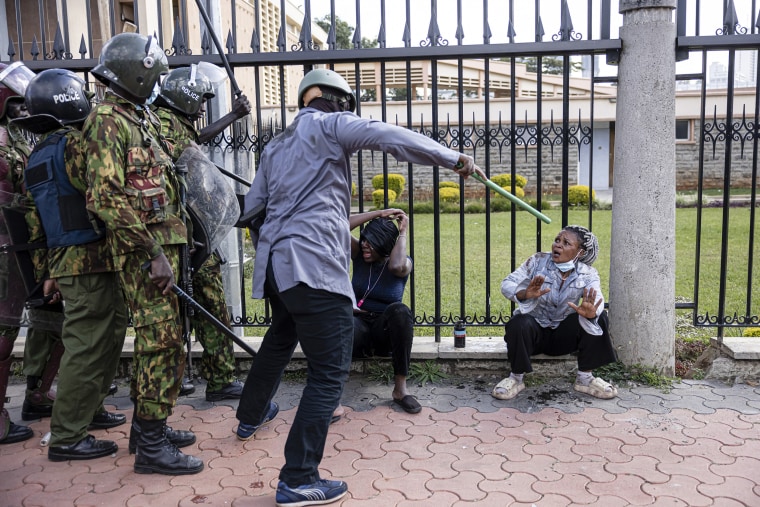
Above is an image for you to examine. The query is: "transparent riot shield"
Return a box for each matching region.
[0,190,34,327]
[174,143,240,271]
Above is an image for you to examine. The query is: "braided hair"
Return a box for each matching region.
[563,225,599,265]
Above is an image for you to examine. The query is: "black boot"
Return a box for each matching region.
[133,417,203,475]
[179,377,195,397]
[0,409,33,444]
[0,356,33,444]
[48,434,117,462]
[22,341,64,421]
[128,418,196,454]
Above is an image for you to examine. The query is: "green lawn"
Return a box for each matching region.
[240,207,759,337]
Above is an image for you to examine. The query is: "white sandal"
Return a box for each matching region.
[574,376,618,399]
[491,377,525,400]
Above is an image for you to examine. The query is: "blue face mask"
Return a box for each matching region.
[554,251,582,273]
[553,260,576,272]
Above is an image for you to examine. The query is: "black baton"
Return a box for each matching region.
[194,0,242,97]
[142,261,257,356]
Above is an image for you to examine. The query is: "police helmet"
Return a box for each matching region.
[159,65,215,116]
[91,33,169,101]
[0,62,35,119]
[297,68,355,112]
[25,69,91,125]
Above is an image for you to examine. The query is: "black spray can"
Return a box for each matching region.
[454,320,466,348]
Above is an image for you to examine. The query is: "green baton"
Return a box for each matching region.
[455,162,552,224]
[471,173,551,224]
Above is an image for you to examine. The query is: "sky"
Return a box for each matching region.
[305,0,754,77]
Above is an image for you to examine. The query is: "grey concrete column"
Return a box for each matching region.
[609,0,677,374]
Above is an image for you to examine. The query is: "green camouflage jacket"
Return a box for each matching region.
[25,128,115,279]
[153,107,198,159]
[0,122,30,193]
[83,93,186,265]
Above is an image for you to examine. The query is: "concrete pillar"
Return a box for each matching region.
[609,0,676,374]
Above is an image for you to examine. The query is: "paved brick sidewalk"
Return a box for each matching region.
[1,375,759,506]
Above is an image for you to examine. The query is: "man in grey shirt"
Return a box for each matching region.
[236,68,483,507]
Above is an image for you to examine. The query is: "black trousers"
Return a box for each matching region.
[504,310,617,374]
[237,262,353,486]
[352,302,413,377]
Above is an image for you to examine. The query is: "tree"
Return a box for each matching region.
[315,15,378,49]
[504,56,582,75]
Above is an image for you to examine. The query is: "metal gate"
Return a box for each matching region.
[2,0,758,338]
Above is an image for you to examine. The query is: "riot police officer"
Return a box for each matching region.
[153,64,251,402]
[84,33,202,475]
[14,69,129,460]
[0,62,64,445]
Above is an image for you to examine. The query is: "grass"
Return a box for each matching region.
[239,206,756,379]
[241,207,757,335]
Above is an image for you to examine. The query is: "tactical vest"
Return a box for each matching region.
[105,101,177,225]
[25,129,104,248]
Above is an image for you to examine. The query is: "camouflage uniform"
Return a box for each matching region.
[26,127,128,447]
[0,120,63,427]
[83,93,187,420]
[154,108,235,391]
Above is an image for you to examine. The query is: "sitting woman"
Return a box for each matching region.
[345,209,421,414]
[492,225,618,400]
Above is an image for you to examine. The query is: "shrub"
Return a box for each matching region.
[372,173,406,197]
[439,181,460,189]
[525,198,553,211]
[413,201,435,213]
[372,188,397,209]
[439,187,460,203]
[501,185,525,198]
[441,202,460,213]
[464,201,486,213]
[351,181,357,197]
[490,199,512,212]
[743,327,760,337]
[491,173,527,189]
[567,185,597,206]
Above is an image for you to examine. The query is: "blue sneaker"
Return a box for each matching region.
[275,479,347,506]
[236,402,279,441]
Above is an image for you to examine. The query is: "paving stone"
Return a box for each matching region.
[1,374,759,506]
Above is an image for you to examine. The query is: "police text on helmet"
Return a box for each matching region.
[52,88,81,105]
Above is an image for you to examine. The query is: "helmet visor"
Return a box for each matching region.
[196,62,228,87]
[0,62,35,96]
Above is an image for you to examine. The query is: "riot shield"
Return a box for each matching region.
[0,190,36,327]
[0,191,63,332]
[175,143,240,272]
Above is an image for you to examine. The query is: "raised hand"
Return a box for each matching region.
[568,287,602,319]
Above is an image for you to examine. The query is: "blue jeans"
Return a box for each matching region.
[237,262,353,486]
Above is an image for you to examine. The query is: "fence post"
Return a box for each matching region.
[609,0,677,374]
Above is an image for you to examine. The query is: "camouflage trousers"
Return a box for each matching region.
[121,247,184,420]
[190,254,235,391]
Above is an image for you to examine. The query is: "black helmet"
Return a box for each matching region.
[91,33,168,101]
[0,62,35,119]
[297,68,355,112]
[159,65,214,116]
[12,69,92,134]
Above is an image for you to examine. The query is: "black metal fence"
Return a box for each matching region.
[2,0,758,338]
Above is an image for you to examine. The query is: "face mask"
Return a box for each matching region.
[553,260,576,273]
[145,83,161,105]
[553,251,582,273]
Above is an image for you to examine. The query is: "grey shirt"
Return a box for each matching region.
[501,252,604,335]
[244,107,460,301]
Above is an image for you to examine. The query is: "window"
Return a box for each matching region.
[676,119,691,141]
